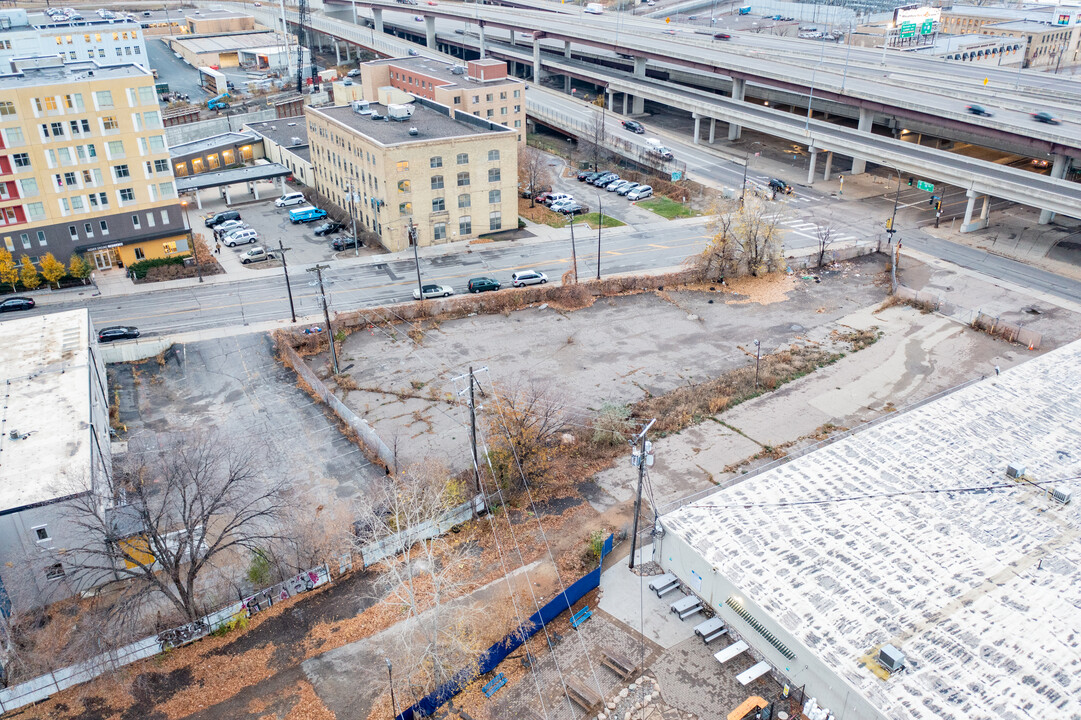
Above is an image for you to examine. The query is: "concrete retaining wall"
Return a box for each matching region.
[165,109,277,147]
[278,342,396,471]
[99,337,175,364]
[786,241,876,271]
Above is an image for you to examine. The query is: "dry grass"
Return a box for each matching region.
[877,294,937,314]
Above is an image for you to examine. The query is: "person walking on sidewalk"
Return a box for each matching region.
[215,241,221,255]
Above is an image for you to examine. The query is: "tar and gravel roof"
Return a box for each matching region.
[367,55,523,89]
[312,102,511,145]
[0,61,148,88]
[0,309,94,513]
[245,119,309,149]
[661,341,1081,720]
[172,31,291,55]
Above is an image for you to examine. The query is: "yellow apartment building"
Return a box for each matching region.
[360,57,526,144]
[0,57,187,270]
[306,97,519,252]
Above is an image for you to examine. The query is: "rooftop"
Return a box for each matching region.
[245,119,309,149]
[184,9,253,21]
[661,341,1081,720]
[172,31,291,55]
[0,60,149,88]
[943,4,1054,20]
[984,19,1062,31]
[168,131,259,158]
[311,100,512,146]
[367,55,523,88]
[6,13,140,31]
[0,309,95,513]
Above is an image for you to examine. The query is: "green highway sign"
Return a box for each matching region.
[899,22,916,37]
[920,19,934,34]
[916,180,934,192]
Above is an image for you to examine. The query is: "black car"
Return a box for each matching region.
[468,277,500,293]
[577,170,597,181]
[314,221,345,236]
[204,210,240,228]
[98,326,140,342]
[0,296,35,312]
[714,33,732,40]
[332,236,361,251]
[622,120,644,134]
[966,104,992,117]
[768,178,792,195]
[1032,111,1060,125]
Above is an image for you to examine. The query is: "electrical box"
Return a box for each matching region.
[878,644,906,674]
[1006,464,1025,479]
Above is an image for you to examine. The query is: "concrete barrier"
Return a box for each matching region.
[98,337,174,363]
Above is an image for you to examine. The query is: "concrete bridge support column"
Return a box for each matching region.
[606,88,615,112]
[959,190,986,233]
[478,24,486,57]
[622,92,628,114]
[351,0,357,24]
[979,195,991,224]
[632,95,644,114]
[565,74,571,92]
[633,56,647,78]
[564,40,572,59]
[224,185,232,206]
[344,43,350,62]
[532,39,542,82]
[806,147,818,185]
[728,78,745,141]
[1038,153,1070,224]
[709,118,716,144]
[851,108,873,175]
[335,42,341,65]
[509,30,516,46]
[372,8,383,34]
[425,15,436,48]
[195,191,203,210]
[823,151,833,181]
[692,113,701,145]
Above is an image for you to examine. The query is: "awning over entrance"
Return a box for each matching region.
[175,163,292,193]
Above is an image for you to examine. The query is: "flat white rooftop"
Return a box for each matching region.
[0,309,93,513]
[661,340,1081,720]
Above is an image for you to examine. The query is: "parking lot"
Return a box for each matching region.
[193,185,381,273]
[542,158,681,226]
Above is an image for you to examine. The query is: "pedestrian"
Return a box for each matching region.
[995,365,1000,376]
[215,241,221,255]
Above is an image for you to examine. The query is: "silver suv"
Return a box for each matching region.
[511,270,548,287]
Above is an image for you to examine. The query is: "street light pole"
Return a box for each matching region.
[277,239,296,323]
[888,166,901,245]
[385,658,397,718]
[307,264,338,375]
[181,199,203,283]
[348,182,359,256]
[753,339,761,388]
[569,213,578,283]
[409,219,424,300]
[596,195,602,280]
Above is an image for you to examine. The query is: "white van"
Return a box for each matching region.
[275,192,305,208]
[223,229,259,246]
[585,2,604,13]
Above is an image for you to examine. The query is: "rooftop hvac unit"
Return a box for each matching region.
[1006,463,1026,478]
[450,65,466,75]
[408,127,419,136]
[290,136,302,145]
[1051,487,1072,505]
[351,100,371,115]
[877,644,905,674]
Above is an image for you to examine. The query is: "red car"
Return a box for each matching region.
[714,33,732,40]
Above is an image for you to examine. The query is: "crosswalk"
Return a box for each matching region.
[757,215,862,245]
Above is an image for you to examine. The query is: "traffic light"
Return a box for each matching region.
[908,177,914,186]
[886,218,893,230]
[936,200,942,212]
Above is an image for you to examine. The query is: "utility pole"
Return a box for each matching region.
[569,213,578,283]
[409,219,424,300]
[740,155,749,208]
[385,658,397,719]
[469,367,480,495]
[596,197,602,280]
[628,418,656,570]
[348,183,359,256]
[753,339,761,388]
[277,239,296,323]
[307,264,339,375]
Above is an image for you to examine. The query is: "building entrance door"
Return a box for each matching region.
[93,249,113,270]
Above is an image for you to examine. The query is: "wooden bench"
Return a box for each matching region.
[694,617,728,644]
[565,677,602,711]
[670,594,704,621]
[601,649,637,679]
[727,696,768,720]
[481,672,506,698]
[648,572,680,598]
[570,605,593,629]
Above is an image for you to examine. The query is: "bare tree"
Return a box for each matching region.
[689,200,740,281]
[60,432,289,623]
[352,462,486,701]
[483,380,567,490]
[579,109,607,173]
[813,217,836,268]
[733,195,786,276]
[518,146,553,208]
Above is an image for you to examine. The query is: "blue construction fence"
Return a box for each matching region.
[397,533,614,720]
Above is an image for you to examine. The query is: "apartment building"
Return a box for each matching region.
[980,19,1080,69]
[0,9,148,70]
[306,97,518,252]
[360,57,526,144]
[0,58,187,270]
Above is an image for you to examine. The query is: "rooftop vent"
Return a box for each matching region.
[408,127,418,136]
[290,136,302,144]
[1051,487,1072,505]
[877,644,905,675]
[450,65,466,75]
[1006,463,1026,478]
[287,122,296,126]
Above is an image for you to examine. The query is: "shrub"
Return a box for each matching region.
[592,402,631,446]
[246,551,272,586]
[128,254,190,279]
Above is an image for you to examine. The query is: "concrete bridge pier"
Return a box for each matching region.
[850,108,873,175]
[478,24,486,57]
[425,15,436,48]
[822,151,833,181]
[692,113,701,144]
[372,8,383,34]
[806,146,818,185]
[960,190,991,233]
[1038,153,1070,224]
[709,117,716,144]
[728,78,745,141]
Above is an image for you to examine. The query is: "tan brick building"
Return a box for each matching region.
[0,58,187,270]
[360,57,525,144]
[306,98,518,252]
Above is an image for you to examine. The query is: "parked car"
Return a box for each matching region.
[768,178,792,195]
[240,246,276,264]
[214,219,248,237]
[314,221,345,236]
[1032,111,1060,125]
[966,104,992,117]
[511,270,547,287]
[607,180,631,193]
[289,206,328,223]
[223,229,259,246]
[204,210,240,227]
[98,326,140,342]
[714,33,732,40]
[0,296,34,312]
[332,236,362,251]
[559,202,589,215]
[550,198,579,213]
[594,174,620,188]
[520,183,552,198]
[534,192,554,205]
[275,192,306,207]
[649,146,675,160]
[468,277,500,293]
[412,283,454,299]
[576,170,597,181]
[626,185,653,201]
[544,193,574,207]
[617,182,641,196]
[622,120,644,133]
[347,69,361,77]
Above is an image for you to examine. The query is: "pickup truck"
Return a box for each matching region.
[289,206,328,224]
[240,246,276,264]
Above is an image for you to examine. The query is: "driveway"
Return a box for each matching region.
[146,37,205,101]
